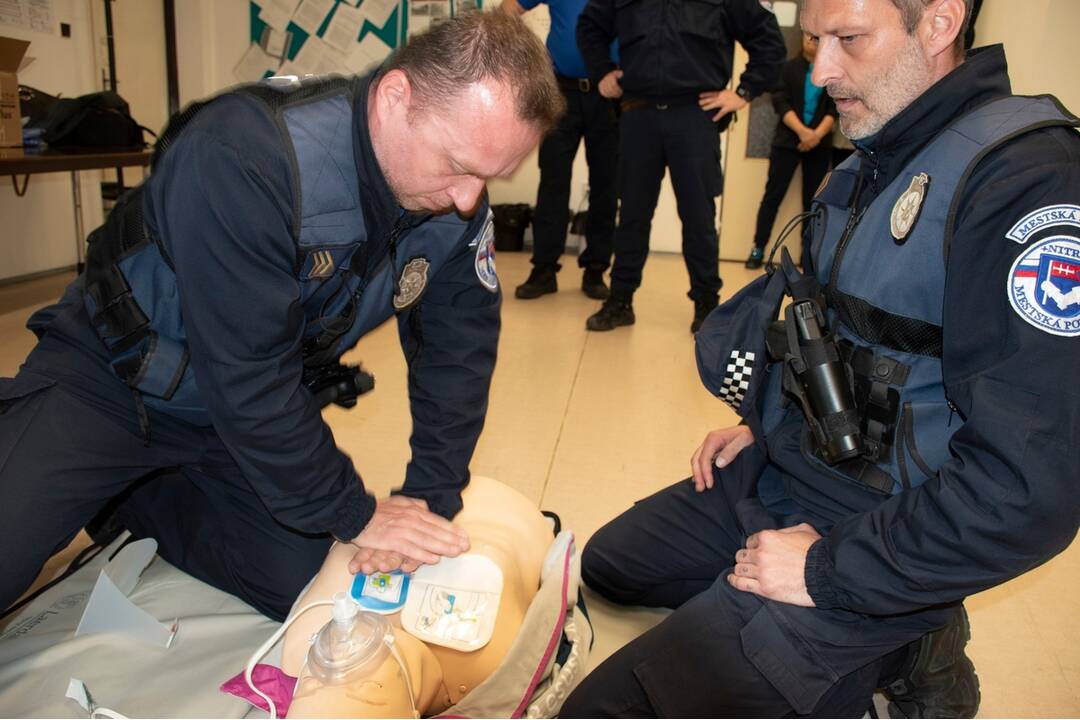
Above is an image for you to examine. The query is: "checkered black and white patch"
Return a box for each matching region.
[717,350,755,411]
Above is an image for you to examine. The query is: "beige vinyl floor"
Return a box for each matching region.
[2,252,1078,717]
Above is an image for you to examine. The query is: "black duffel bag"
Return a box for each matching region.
[26,88,149,149]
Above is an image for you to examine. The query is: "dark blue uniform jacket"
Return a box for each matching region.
[798,46,1080,614]
[576,0,786,102]
[30,75,500,544]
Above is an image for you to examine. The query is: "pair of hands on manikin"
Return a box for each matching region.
[692,426,819,608]
[346,495,470,576]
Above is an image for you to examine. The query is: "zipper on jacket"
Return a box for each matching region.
[945,396,959,427]
[827,169,868,295]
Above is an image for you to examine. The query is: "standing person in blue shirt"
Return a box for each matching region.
[578,0,786,333]
[504,0,619,301]
[746,31,836,270]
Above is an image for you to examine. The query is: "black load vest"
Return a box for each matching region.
[697,94,1079,495]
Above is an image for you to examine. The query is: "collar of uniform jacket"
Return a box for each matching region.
[854,44,1012,192]
[352,71,404,243]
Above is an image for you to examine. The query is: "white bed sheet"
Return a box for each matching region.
[0,535,279,718]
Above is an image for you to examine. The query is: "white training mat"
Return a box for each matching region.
[0,534,279,718]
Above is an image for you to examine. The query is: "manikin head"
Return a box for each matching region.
[368,12,564,215]
[801,0,971,139]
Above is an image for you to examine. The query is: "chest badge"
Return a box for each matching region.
[394,257,430,311]
[890,172,930,244]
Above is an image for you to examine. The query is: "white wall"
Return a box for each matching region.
[0,0,102,281]
[99,0,167,186]
[4,0,1077,282]
[174,0,249,106]
[975,0,1080,112]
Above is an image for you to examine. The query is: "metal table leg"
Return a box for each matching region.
[71,170,85,274]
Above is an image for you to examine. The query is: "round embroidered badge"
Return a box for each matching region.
[1007,235,1080,337]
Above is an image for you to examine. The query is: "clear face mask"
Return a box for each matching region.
[244,591,418,719]
[306,592,392,685]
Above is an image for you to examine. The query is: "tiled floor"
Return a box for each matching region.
[2,254,1077,716]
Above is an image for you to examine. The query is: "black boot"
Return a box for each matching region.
[515,264,559,299]
[691,297,718,334]
[745,246,764,269]
[586,293,635,331]
[581,267,610,300]
[880,606,981,718]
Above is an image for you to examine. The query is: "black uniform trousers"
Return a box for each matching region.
[752,144,832,255]
[561,446,958,717]
[531,78,619,272]
[0,292,331,621]
[609,102,724,303]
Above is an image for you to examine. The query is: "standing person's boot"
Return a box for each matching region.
[745,246,764,269]
[586,292,635,331]
[880,606,981,718]
[691,296,718,334]
[515,264,559,299]
[581,267,610,300]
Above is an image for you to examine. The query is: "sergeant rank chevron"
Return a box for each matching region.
[308,250,335,279]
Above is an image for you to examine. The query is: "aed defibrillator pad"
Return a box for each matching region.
[401,554,503,652]
[350,570,410,614]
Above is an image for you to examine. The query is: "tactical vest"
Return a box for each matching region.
[81,76,485,426]
[765,95,1078,495]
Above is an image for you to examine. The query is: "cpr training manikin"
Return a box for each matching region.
[245,477,590,718]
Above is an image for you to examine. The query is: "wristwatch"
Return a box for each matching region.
[735,84,753,102]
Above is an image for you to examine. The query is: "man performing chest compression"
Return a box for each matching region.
[0,12,565,622]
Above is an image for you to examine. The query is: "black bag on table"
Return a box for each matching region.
[26,89,148,149]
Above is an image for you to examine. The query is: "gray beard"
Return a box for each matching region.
[837,37,933,141]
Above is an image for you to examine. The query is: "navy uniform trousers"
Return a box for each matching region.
[0,284,331,620]
[561,443,957,718]
[531,78,619,272]
[609,102,724,303]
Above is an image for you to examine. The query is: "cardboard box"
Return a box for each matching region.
[0,36,30,147]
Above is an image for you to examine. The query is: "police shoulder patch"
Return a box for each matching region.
[474,213,498,293]
[1008,235,1080,336]
[1005,204,1080,244]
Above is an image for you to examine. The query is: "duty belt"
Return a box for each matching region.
[556,75,592,93]
[620,95,700,113]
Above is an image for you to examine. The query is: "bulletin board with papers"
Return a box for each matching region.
[238,0,483,83]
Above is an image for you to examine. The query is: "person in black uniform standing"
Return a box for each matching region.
[577,0,785,333]
[746,31,836,270]
[503,0,619,301]
[0,13,564,621]
[562,0,1080,716]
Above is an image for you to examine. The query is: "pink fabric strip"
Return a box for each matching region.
[220,664,298,716]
